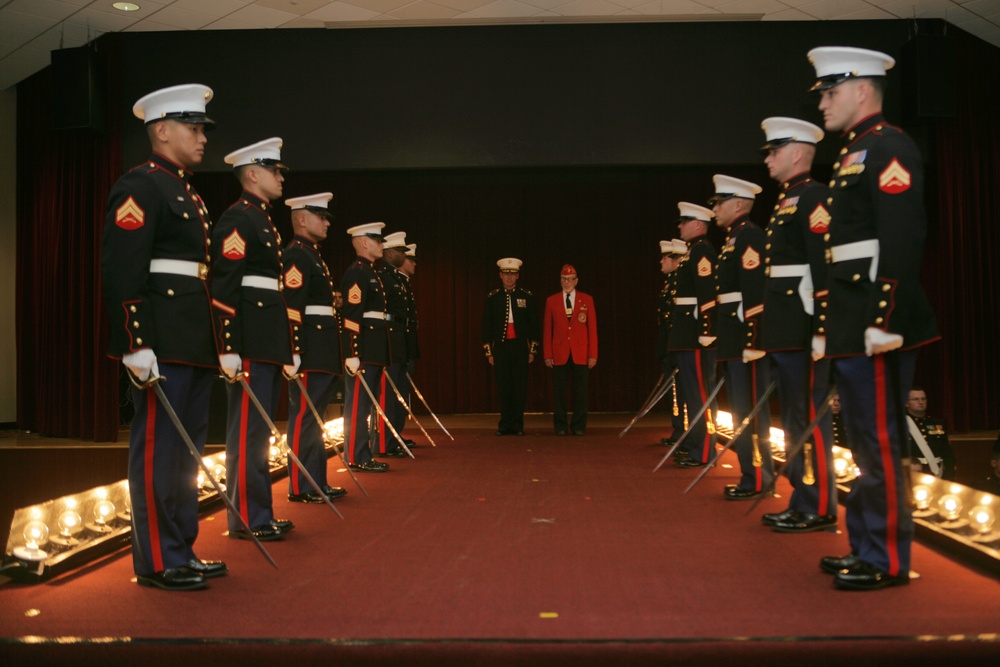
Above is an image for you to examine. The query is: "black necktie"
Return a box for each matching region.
[565,293,572,319]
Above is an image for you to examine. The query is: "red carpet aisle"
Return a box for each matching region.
[1,425,998,665]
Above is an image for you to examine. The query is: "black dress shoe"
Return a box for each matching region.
[349,459,390,472]
[403,439,417,448]
[288,491,326,504]
[495,429,508,436]
[677,457,706,468]
[724,486,763,501]
[381,446,407,458]
[186,559,228,578]
[272,518,294,532]
[772,513,838,533]
[761,508,798,527]
[673,448,691,461]
[230,524,284,541]
[820,553,860,575]
[555,429,567,436]
[660,437,677,447]
[137,567,207,591]
[322,485,347,499]
[571,430,585,436]
[834,560,909,591]
[514,430,524,436]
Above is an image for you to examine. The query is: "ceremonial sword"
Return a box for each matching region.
[619,369,678,438]
[383,370,437,447]
[406,370,454,441]
[352,368,415,459]
[653,376,726,473]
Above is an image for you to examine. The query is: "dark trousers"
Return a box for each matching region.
[286,371,337,495]
[770,352,836,516]
[722,357,774,492]
[225,360,282,532]
[128,363,213,576]
[676,348,717,463]
[552,358,589,432]
[835,351,916,576]
[374,360,408,452]
[494,338,529,433]
[660,355,686,437]
[344,363,382,465]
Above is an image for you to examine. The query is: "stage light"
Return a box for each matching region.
[53,510,83,547]
[937,493,963,521]
[13,521,49,562]
[969,505,996,534]
[913,484,933,511]
[89,499,116,534]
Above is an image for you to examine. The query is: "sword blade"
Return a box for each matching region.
[406,371,453,440]
[150,380,278,569]
[238,375,344,520]
[653,375,726,473]
[685,380,776,493]
[384,370,437,447]
[357,368,415,459]
[292,375,368,497]
[619,371,668,438]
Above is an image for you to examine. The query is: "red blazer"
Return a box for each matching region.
[543,291,598,365]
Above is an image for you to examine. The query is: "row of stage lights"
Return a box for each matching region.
[2,418,345,582]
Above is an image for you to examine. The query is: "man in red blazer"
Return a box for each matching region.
[543,264,598,435]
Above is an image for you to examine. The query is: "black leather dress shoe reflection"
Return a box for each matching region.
[186,559,228,578]
[772,513,838,533]
[761,508,798,527]
[555,429,567,436]
[137,567,207,591]
[322,485,347,499]
[819,553,860,575]
[676,457,706,468]
[834,560,909,591]
[349,459,390,472]
[724,486,764,501]
[230,524,284,541]
[272,518,294,533]
[288,492,326,504]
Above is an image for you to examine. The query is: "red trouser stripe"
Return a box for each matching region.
[348,374,361,464]
[238,361,251,524]
[874,355,900,576]
[145,389,163,573]
[290,373,310,494]
[809,361,830,516]
[694,349,710,461]
[378,373,387,453]
[751,361,762,491]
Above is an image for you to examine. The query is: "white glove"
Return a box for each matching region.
[283,353,301,377]
[742,349,765,363]
[123,349,158,382]
[811,335,826,362]
[218,353,242,379]
[698,336,716,347]
[864,327,903,356]
[344,357,361,376]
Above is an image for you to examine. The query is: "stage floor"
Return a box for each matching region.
[1,419,999,664]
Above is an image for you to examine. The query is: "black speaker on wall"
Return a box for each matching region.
[900,35,957,120]
[51,45,107,132]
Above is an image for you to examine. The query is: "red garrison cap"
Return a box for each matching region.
[561,264,577,276]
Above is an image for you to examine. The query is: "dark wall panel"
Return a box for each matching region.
[118,20,915,171]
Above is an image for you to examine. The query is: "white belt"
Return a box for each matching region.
[150,259,207,280]
[830,239,879,283]
[717,292,742,304]
[363,310,394,322]
[674,297,697,306]
[242,275,279,291]
[769,264,814,315]
[768,264,808,278]
[305,306,334,317]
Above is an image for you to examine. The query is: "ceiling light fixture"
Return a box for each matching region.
[112,2,141,11]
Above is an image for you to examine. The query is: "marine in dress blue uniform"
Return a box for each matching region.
[710,175,774,499]
[668,203,719,468]
[211,138,296,541]
[101,84,224,590]
[372,231,412,457]
[904,388,955,480]
[657,239,687,445]
[756,118,838,532]
[808,47,939,590]
[282,192,347,503]
[482,258,540,436]
[340,222,392,472]
[401,244,420,428]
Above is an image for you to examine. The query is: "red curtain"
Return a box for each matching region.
[922,30,1000,432]
[15,42,122,441]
